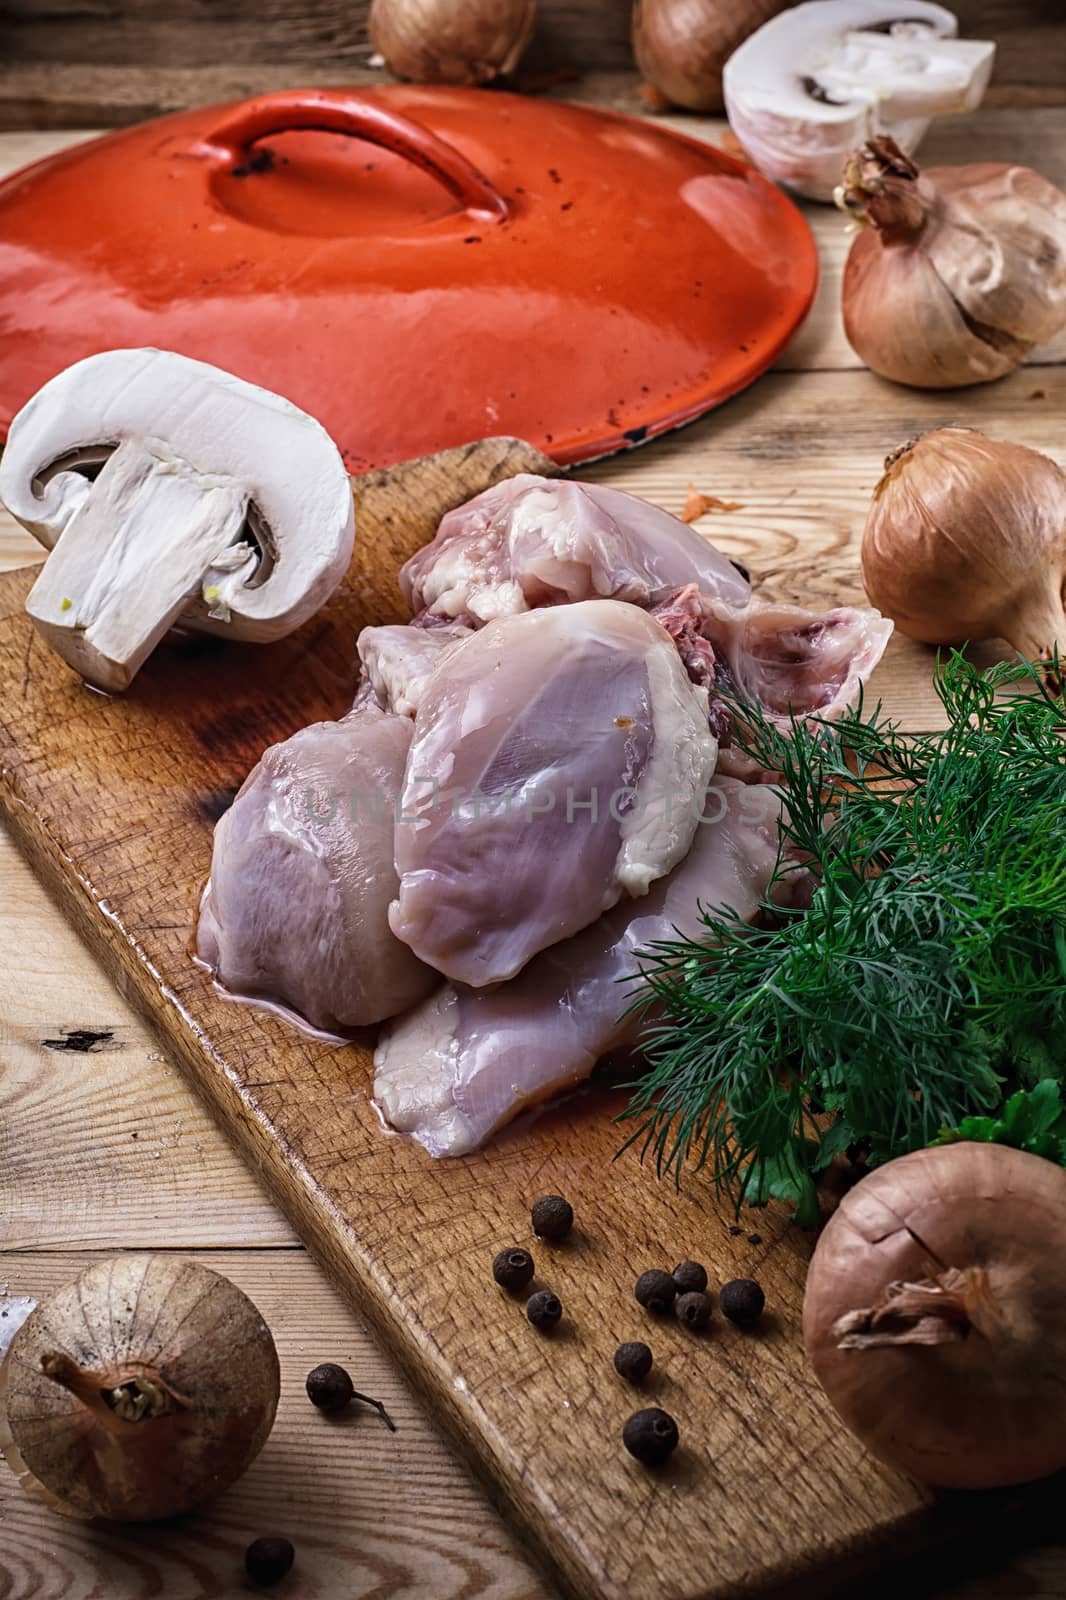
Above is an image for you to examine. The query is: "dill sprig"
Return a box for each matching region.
[620,652,1066,1224]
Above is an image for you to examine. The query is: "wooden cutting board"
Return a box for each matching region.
[0,435,1009,1600]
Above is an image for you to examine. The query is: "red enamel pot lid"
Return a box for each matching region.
[0,87,817,471]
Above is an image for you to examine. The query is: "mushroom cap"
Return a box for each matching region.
[0,347,355,642]
[723,1,966,202]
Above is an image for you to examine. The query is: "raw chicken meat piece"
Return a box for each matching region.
[390,599,718,987]
[400,473,891,727]
[650,583,893,726]
[375,776,789,1157]
[400,474,750,623]
[357,620,472,717]
[197,704,436,1032]
[706,596,893,722]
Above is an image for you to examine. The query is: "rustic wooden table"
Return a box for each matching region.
[2,66,1066,1600]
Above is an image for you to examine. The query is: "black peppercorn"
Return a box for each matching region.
[672,1260,708,1296]
[623,1407,679,1467]
[675,1290,713,1331]
[613,1341,653,1383]
[526,1289,563,1330]
[493,1247,535,1293]
[531,1194,574,1241]
[747,1232,763,1246]
[720,1277,765,1327]
[634,1268,678,1314]
[244,1536,295,1586]
[306,1362,354,1413]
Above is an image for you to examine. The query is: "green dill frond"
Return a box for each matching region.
[619,651,1066,1215]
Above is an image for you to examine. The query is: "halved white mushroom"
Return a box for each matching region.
[0,348,355,691]
[723,2,995,203]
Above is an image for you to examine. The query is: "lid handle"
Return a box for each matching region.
[203,90,509,223]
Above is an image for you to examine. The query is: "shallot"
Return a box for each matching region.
[369,0,536,86]
[838,137,1066,388]
[632,0,785,114]
[0,1255,279,1521]
[861,426,1066,658]
[803,1143,1066,1488]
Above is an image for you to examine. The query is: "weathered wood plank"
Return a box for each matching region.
[582,364,1065,632]
[0,0,632,69]
[0,828,299,1249]
[0,1252,548,1600]
[0,422,1050,1600]
[0,84,1056,1600]
[0,1,1054,79]
[0,2,1061,128]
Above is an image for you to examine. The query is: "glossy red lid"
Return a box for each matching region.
[0,87,817,471]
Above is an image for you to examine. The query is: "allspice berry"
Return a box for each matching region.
[675,1291,713,1331]
[493,1247,535,1293]
[245,1535,295,1585]
[672,1260,708,1296]
[720,1278,765,1327]
[634,1269,677,1314]
[623,1408,679,1467]
[306,1362,355,1413]
[526,1289,563,1331]
[531,1194,574,1241]
[613,1341,653,1384]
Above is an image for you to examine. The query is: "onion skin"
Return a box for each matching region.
[369,0,536,87]
[0,1256,280,1522]
[839,138,1066,389]
[804,1144,1066,1489]
[861,427,1066,659]
[632,0,786,114]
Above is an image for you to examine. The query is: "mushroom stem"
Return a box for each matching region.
[831,1265,1002,1348]
[821,30,994,121]
[26,438,251,692]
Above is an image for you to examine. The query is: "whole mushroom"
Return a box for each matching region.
[723,1,994,202]
[0,348,355,691]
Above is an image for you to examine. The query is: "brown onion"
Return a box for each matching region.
[632,0,786,113]
[0,1255,280,1521]
[804,1143,1066,1488]
[861,426,1066,659]
[838,137,1066,388]
[369,0,536,87]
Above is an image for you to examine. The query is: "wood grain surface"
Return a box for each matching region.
[0,411,1058,1600]
[0,1253,544,1600]
[1,0,1061,128]
[4,60,1066,1600]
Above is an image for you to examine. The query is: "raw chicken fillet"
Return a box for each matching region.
[400,474,751,623]
[357,620,472,718]
[197,705,435,1032]
[199,468,892,1160]
[390,599,718,986]
[401,473,891,730]
[375,777,789,1156]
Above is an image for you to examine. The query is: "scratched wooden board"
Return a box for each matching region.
[1,385,1059,1600]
